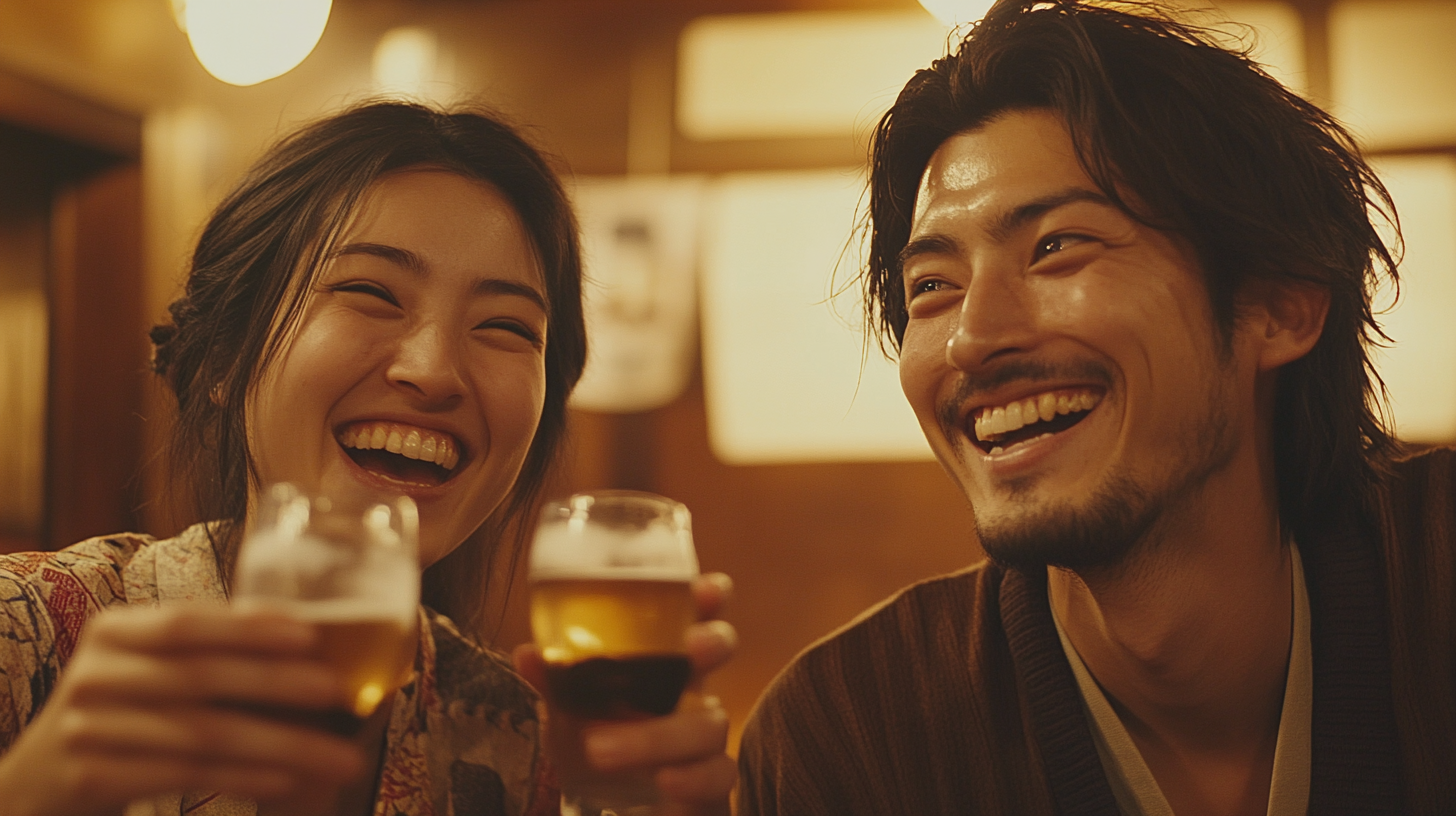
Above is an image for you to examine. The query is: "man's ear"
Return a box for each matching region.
[1240,277,1331,372]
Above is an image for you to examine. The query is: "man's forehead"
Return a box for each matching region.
[910,111,1087,228]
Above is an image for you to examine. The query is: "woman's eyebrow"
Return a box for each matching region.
[475,279,547,311]
[334,242,547,310]
[334,242,426,274]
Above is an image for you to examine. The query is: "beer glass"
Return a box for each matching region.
[529,491,699,814]
[233,483,420,734]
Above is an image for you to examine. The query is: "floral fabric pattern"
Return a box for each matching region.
[0,525,558,816]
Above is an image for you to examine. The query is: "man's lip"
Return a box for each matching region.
[958,382,1109,425]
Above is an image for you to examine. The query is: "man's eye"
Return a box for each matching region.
[1034,234,1089,260]
[909,278,950,298]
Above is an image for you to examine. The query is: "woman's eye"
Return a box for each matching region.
[477,319,543,347]
[331,281,400,306]
[1034,234,1091,261]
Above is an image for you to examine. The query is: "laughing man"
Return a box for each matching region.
[736,1,1456,813]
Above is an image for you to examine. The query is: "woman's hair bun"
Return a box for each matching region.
[148,322,178,375]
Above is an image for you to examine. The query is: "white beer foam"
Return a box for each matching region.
[254,595,414,625]
[530,523,699,581]
[234,529,418,622]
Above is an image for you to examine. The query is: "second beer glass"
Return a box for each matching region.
[529,490,700,814]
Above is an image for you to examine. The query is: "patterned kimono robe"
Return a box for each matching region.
[0,525,559,816]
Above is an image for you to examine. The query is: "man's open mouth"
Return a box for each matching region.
[337,421,462,487]
[971,388,1103,454]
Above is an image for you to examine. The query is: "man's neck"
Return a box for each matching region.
[1047,483,1293,815]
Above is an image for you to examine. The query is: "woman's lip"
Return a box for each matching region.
[335,440,458,500]
[334,417,472,466]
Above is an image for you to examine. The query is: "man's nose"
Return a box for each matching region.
[945,267,1035,371]
[387,324,467,407]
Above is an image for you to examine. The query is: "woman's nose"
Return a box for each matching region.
[945,268,1035,372]
[387,324,467,406]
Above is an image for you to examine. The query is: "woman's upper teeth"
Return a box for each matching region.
[339,421,460,470]
[974,389,1102,441]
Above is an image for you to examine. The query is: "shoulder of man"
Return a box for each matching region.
[738,561,1030,816]
[1374,445,1456,811]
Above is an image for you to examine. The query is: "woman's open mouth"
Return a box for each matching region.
[337,421,462,487]
[971,388,1103,455]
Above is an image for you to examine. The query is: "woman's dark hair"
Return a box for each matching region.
[864,0,1400,539]
[150,101,586,637]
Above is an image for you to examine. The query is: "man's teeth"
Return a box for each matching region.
[973,390,1102,442]
[339,422,460,470]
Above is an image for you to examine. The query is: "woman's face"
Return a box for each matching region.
[246,168,549,568]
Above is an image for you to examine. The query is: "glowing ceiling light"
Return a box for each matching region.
[373,27,439,97]
[182,0,332,86]
[919,0,997,27]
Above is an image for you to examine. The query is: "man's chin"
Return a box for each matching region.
[974,471,1162,576]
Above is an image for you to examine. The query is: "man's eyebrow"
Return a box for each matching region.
[333,242,547,311]
[898,188,1117,271]
[897,234,963,270]
[988,187,1115,243]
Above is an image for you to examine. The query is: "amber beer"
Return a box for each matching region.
[531,577,696,718]
[301,601,416,718]
[529,491,699,812]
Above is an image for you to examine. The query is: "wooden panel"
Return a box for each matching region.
[46,161,147,549]
[0,68,140,158]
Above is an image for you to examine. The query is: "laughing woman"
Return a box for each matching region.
[0,102,735,816]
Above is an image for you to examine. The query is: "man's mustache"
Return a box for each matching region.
[935,358,1113,432]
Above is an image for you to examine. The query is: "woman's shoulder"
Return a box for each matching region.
[0,533,156,603]
[425,610,541,732]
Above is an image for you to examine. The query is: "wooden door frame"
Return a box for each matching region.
[0,67,145,549]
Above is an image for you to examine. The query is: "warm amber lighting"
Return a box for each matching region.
[699,170,933,464]
[1330,0,1456,148]
[918,0,996,26]
[373,27,438,98]
[677,12,948,141]
[183,0,332,86]
[1370,155,1456,443]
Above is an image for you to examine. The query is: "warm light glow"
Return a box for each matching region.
[918,0,996,26]
[184,0,332,87]
[678,12,948,141]
[699,170,933,464]
[1214,1,1306,96]
[373,26,438,97]
[1370,155,1456,443]
[1330,0,1456,148]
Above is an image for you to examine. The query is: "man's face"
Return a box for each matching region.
[897,109,1254,571]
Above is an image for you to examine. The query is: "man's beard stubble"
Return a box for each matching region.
[943,364,1241,577]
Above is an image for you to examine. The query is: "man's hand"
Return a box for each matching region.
[514,573,739,816]
[0,605,365,816]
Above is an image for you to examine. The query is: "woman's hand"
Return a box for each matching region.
[0,604,365,816]
[514,573,739,816]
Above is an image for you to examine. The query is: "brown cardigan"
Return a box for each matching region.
[738,448,1456,815]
